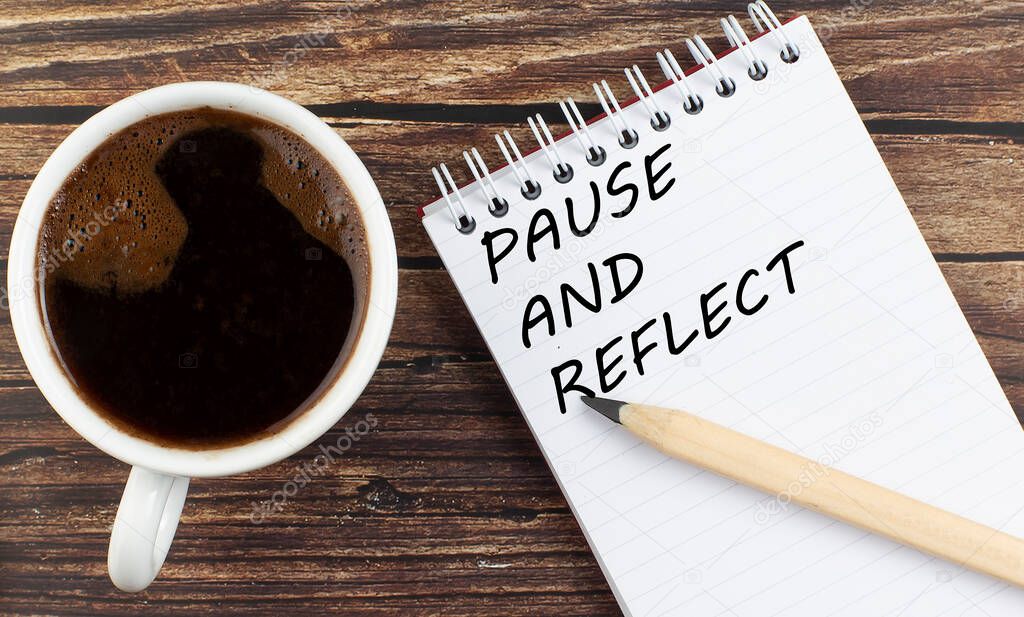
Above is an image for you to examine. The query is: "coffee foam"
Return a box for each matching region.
[39,108,369,297]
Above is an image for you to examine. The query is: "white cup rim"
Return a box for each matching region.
[7,82,398,478]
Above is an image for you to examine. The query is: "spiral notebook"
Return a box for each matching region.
[420,3,1024,615]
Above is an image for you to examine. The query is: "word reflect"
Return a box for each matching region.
[550,240,803,413]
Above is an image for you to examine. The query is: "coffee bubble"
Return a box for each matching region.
[40,108,369,301]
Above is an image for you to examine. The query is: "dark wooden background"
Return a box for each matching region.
[0,1,1021,614]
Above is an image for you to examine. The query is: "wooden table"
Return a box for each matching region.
[0,1,1020,614]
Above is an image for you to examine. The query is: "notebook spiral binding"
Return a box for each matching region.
[430,0,800,234]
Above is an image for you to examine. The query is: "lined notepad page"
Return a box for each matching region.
[422,16,1024,617]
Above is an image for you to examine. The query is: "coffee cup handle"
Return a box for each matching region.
[107,466,190,592]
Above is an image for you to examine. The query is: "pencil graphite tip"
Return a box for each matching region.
[580,395,627,424]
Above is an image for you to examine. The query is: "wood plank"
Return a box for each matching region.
[0,262,1020,383]
[0,371,612,614]
[0,123,1020,260]
[0,1,1020,123]
[1,330,1021,615]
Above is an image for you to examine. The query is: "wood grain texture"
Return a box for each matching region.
[0,0,1021,615]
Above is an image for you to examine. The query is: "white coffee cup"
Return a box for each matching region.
[7,82,398,592]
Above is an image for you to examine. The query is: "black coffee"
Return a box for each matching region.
[38,108,370,447]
